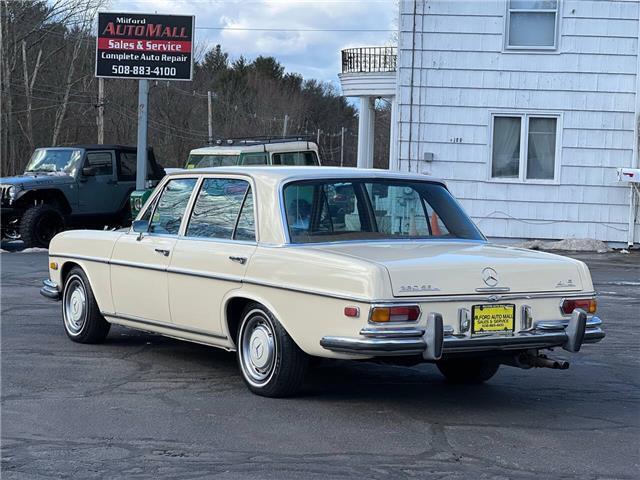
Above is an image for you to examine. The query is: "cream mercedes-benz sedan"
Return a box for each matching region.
[40,167,605,397]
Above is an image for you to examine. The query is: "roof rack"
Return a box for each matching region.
[211,135,315,147]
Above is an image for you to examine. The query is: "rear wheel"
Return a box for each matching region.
[436,357,500,384]
[62,267,110,343]
[237,303,308,397]
[20,204,64,248]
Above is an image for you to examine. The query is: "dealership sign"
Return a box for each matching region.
[96,12,194,81]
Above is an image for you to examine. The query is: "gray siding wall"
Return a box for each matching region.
[396,0,639,243]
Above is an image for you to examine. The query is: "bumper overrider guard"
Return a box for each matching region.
[320,309,605,360]
[40,279,61,300]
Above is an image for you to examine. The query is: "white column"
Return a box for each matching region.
[388,96,398,171]
[367,98,375,168]
[357,96,375,169]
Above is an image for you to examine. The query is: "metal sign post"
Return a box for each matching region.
[136,79,149,190]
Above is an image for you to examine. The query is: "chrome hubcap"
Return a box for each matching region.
[64,278,87,335]
[240,312,276,385]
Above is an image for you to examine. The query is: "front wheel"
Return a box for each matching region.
[62,267,110,343]
[237,303,308,397]
[436,357,500,384]
[20,204,64,248]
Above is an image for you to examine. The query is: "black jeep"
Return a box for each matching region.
[0,145,165,248]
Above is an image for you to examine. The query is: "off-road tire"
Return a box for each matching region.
[237,302,308,397]
[62,267,110,344]
[19,204,64,248]
[436,358,500,384]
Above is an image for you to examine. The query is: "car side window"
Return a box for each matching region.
[234,187,255,241]
[149,178,197,235]
[118,152,137,181]
[85,152,114,176]
[186,178,250,240]
[240,153,268,165]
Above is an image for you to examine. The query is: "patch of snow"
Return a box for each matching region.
[514,238,612,253]
[18,247,49,253]
[0,249,8,253]
[597,281,640,286]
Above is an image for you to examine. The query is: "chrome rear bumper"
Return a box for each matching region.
[320,313,604,358]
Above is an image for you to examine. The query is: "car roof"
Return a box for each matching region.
[167,166,445,185]
[189,141,318,155]
[36,144,139,151]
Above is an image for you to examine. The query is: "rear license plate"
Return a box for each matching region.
[471,304,515,335]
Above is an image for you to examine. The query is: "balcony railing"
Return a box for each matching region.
[341,47,397,74]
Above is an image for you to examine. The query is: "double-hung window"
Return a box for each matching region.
[506,0,559,50]
[490,114,559,182]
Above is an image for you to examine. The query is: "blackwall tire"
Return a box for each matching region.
[62,267,110,344]
[436,358,500,384]
[20,204,64,248]
[237,303,308,397]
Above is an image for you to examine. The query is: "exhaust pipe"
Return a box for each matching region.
[531,354,570,370]
[502,352,570,370]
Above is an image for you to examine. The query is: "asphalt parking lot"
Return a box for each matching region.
[1,250,639,479]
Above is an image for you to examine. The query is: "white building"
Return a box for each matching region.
[341,0,640,247]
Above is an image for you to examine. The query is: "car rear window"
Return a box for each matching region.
[283,179,484,243]
[272,151,318,166]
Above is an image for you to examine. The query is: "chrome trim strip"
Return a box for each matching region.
[535,316,602,330]
[179,236,257,246]
[360,325,455,338]
[475,287,511,293]
[319,336,425,356]
[51,254,598,306]
[388,290,597,303]
[283,238,488,248]
[49,253,109,264]
[102,311,227,340]
[110,259,167,272]
[361,327,424,338]
[167,267,243,283]
[242,277,372,302]
[51,253,370,301]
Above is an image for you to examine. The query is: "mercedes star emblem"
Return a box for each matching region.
[482,267,499,287]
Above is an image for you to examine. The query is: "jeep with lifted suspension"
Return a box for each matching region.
[1,145,165,248]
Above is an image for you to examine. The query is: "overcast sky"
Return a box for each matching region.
[107,0,397,86]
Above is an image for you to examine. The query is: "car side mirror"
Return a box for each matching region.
[82,167,95,177]
[132,220,149,240]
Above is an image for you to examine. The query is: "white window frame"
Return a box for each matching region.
[504,0,561,51]
[487,111,562,185]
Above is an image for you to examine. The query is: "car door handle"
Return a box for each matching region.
[154,248,170,257]
[107,179,117,185]
[229,256,247,265]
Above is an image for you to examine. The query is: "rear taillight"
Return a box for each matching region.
[561,298,597,315]
[370,305,421,323]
